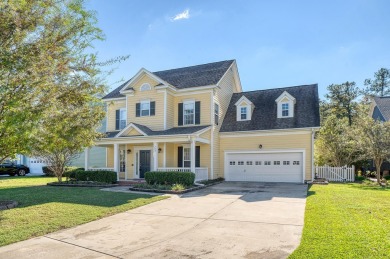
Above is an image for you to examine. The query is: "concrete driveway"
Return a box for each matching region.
[0,182,307,259]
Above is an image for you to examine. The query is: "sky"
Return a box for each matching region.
[86,0,390,98]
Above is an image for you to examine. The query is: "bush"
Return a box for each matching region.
[384,175,390,181]
[42,166,84,177]
[171,183,186,191]
[145,171,195,186]
[74,170,117,183]
[63,167,84,180]
[355,176,365,182]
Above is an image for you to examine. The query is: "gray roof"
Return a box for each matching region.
[373,96,390,121]
[220,84,320,132]
[102,60,235,99]
[104,124,210,138]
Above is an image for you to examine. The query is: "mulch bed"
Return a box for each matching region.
[0,200,18,210]
[129,181,223,194]
[47,182,118,188]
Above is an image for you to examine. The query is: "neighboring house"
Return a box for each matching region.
[369,96,390,172]
[91,60,320,183]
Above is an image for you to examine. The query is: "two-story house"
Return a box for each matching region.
[88,60,320,183]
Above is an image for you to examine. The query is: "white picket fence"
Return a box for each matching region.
[315,165,355,182]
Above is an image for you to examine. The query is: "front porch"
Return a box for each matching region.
[86,139,210,182]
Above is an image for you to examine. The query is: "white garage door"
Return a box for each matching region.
[226,152,303,183]
[27,157,46,174]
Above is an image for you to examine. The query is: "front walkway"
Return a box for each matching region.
[0,182,307,259]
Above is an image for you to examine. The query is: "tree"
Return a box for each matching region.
[355,117,390,184]
[0,0,126,163]
[315,115,359,166]
[364,68,390,97]
[324,81,360,126]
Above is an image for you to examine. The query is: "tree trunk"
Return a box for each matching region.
[374,159,383,184]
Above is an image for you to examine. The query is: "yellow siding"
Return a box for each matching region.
[173,93,212,127]
[165,143,175,167]
[219,133,313,180]
[107,146,114,167]
[199,129,211,140]
[166,93,174,129]
[126,74,165,131]
[125,128,143,136]
[106,100,126,132]
[213,67,236,178]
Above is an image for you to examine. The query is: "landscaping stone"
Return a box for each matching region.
[0,200,18,210]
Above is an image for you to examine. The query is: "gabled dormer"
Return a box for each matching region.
[275,91,296,118]
[235,96,254,121]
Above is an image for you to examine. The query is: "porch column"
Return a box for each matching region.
[153,142,158,171]
[113,143,119,181]
[190,138,196,173]
[84,147,89,170]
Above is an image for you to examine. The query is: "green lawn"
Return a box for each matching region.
[290,183,390,259]
[0,176,166,247]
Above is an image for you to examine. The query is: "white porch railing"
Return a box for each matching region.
[157,167,209,182]
[88,167,115,171]
[315,165,355,182]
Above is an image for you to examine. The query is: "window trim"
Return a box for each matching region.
[183,100,195,125]
[140,100,150,117]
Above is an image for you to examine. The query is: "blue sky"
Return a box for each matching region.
[87,0,390,98]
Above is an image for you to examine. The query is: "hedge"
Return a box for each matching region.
[145,171,195,186]
[42,166,84,177]
[74,170,117,183]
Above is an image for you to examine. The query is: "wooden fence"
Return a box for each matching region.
[315,165,355,182]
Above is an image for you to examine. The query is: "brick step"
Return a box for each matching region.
[312,178,329,185]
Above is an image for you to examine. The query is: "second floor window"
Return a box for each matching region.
[184,102,195,125]
[141,101,150,116]
[240,107,247,120]
[116,108,127,130]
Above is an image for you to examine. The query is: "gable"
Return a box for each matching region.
[280,97,290,103]
[131,74,160,92]
[124,128,144,136]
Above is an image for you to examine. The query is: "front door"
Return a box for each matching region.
[139,150,151,178]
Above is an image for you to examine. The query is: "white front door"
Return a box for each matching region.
[226,152,303,183]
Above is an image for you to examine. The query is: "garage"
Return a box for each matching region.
[225,151,303,183]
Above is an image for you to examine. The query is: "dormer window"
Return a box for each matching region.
[276,91,296,118]
[282,103,289,117]
[240,107,247,120]
[235,96,254,121]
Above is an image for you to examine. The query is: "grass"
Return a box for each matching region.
[289,183,390,259]
[0,176,166,247]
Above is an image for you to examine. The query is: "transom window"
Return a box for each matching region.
[119,108,126,129]
[282,103,289,117]
[184,101,195,125]
[141,101,150,116]
[240,107,247,120]
[183,147,191,167]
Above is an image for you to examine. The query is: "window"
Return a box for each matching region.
[255,161,262,165]
[293,161,300,165]
[264,161,271,165]
[214,103,219,125]
[246,161,253,165]
[274,161,280,165]
[238,161,244,165]
[119,108,126,129]
[141,101,150,116]
[282,103,289,117]
[229,161,236,165]
[240,107,247,120]
[184,101,195,125]
[183,148,191,167]
[140,83,151,91]
[283,161,290,165]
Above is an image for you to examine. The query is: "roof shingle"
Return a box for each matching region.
[373,96,390,121]
[220,84,320,132]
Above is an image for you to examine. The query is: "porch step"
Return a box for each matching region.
[117,179,146,186]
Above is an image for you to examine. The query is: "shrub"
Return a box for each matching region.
[42,166,84,177]
[74,170,117,183]
[385,175,390,180]
[171,183,186,191]
[63,167,84,180]
[355,176,365,182]
[145,171,195,186]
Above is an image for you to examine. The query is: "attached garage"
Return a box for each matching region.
[225,151,304,183]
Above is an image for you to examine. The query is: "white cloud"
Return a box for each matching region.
[171,9,190,21]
